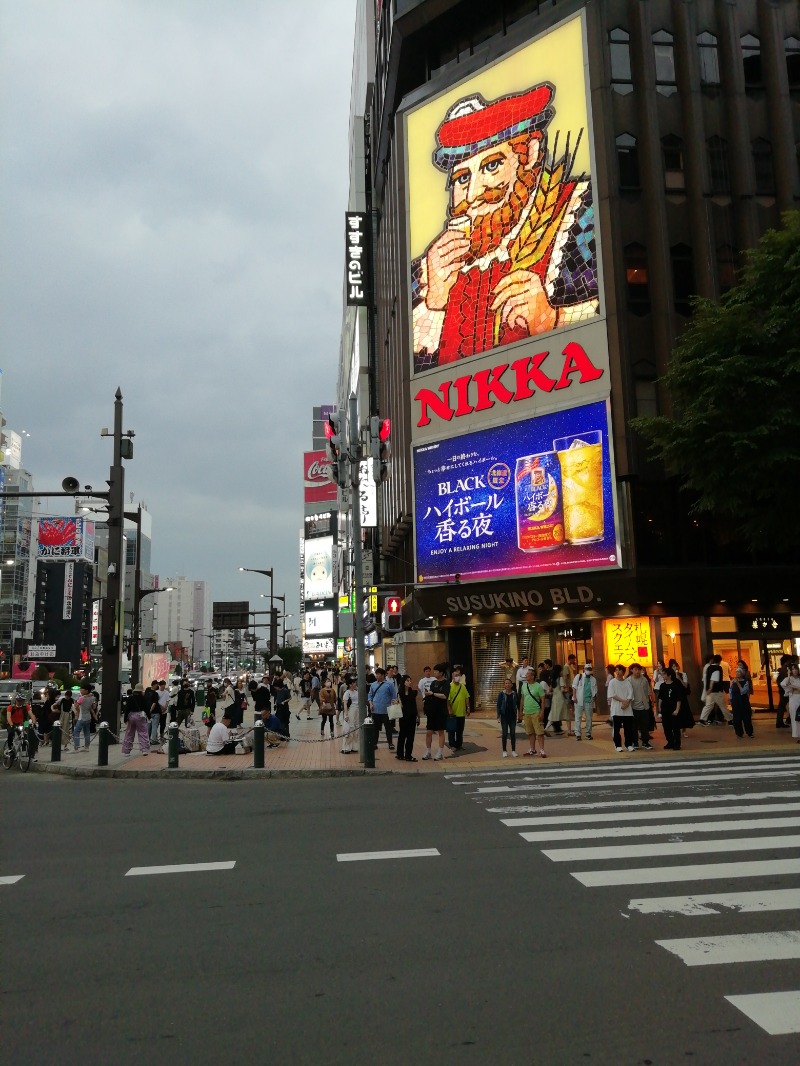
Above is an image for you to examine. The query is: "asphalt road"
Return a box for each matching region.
[2,753,799,1065]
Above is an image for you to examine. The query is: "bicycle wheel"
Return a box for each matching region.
[2,745,13,769]
[18,740,31,772]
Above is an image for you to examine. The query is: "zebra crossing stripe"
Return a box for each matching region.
[446,755,800,781]
[628,888,800,916]
[543,834,800,863]
[572,857,800,888]
[724,991,800,1035]
[488,790,800,815]
[474,770,800,795]
[519,816,800,843]
[656,930,800,967]
[505,802,800,827]
[0,875,25,885]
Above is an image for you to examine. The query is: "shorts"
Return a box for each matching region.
[523,712,544,737]
[426,707,448,732]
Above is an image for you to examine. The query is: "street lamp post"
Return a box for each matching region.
[131,586,173,686]
[181,626,203,670]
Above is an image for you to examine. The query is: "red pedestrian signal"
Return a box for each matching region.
[384,596,402,632]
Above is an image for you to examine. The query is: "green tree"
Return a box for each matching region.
[631,211,800,555]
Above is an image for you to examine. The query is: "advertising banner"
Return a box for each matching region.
[413,399,619,584]
[304,450,337,503]
[303,637,334,655]
[603,618,653,668]
[304,536,333,600]
[345,212,369,305]
[404,12,606,443]
[37,517,96,563]
[63,561,74,621]
[305,609,334,636]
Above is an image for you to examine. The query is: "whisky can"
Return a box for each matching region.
[515,451,565,552]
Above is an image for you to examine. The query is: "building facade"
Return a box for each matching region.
[338,0,799,710]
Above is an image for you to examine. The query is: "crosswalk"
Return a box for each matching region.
[446,753,800,1037]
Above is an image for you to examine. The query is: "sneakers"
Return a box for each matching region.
[615,746,623,752]
[576,735,581,741]
[523,749,536,756]
[626,745,635,752]
[422,751,432,760]
[511,751,518,757]
[433,751,442,761]
[538,750,547,758]
[502,751,509,758]
[586,734,593,740]
[642,743,653,750]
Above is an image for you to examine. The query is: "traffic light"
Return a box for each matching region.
[371,417,391,483]
[384,595,402,632]
[325,411,347,488]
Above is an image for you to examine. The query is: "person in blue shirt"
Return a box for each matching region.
[368,667,395,750]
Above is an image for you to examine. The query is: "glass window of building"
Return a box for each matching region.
[616,132,640,190]
[707,135,731,194]
[625,243,650,315]
[670,244,695,316]
[662,135,685,191]
[653,30,677,95]
[752,138,775,196]
[741,34,762,89]
[717,245,738,294]
[785,37,800,88]
[610,27,633,94]
[635,379,658,417]
[697,32,720,86]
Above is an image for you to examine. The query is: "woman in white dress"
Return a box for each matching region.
[781,665,800,742]
[545,664,570,734]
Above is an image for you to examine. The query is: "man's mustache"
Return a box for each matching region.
[451,184,510,215]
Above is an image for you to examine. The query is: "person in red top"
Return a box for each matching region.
[6,694,37,759]
[411,82,598,371]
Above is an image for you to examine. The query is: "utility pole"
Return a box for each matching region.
[100,388,133,737]
[348,393,369,762]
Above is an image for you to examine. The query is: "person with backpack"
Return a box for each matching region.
[174,679,196,727]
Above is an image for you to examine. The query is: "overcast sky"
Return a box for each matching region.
[0,0,355,627]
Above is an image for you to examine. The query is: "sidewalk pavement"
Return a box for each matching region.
[22,696,799,779]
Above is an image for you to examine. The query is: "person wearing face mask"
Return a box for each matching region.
[572,663,597,741]
[446,664,471,751]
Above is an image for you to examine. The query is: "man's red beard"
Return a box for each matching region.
[450,163,539,262]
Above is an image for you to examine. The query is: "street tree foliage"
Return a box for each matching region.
[631,211,800,555]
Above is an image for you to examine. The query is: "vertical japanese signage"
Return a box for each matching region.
[63,561,74,620]
[358,459,377,527]
[603,618,653,668]
[345,212,369,306]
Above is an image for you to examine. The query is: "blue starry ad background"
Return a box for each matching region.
[413,399,619,583]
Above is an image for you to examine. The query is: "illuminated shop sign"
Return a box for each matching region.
[603,618,654,668]
[303,637,335,655]
[37,517,95,563]
[303,536,333,600]
[305,610,334,636]
[404,12,601,390]
[413,399,619,584]
[345,212,369,306]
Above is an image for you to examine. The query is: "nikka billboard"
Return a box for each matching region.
[403,12,621,583]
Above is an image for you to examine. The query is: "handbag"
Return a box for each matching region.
[387,703,403,722]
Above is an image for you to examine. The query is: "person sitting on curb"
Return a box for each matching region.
[206,712,236,756]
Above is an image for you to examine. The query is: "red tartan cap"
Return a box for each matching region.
[434,85,554,171]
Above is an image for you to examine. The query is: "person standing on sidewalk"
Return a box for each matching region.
[447,665,471,751]
[73,684,97,751]
[781,664,800,743]
[340,677,359,754]
[496,677,519,758]
[515,656,531,699]
[659,668,689,750]
[367,668,395,750]
[319,681,336,737]
[396,675,418,762]
[422,663,450,761]
[175,679,196,728]
[629,664,654,749]
[699,654,732,726]
[572,664,597,741]
[562,654,578,734]
[57,687,76,751]
[121,683,150,757]
[729,669,754,738]
[521,668,546,758]
[608,664,635,752]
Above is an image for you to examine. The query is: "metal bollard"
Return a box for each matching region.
[363,716,375,769]
[51,721,62,763]
[252,721,265,768]
[97,722,109,766]
[167,722,180,769]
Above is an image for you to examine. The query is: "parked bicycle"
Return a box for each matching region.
[3,724,33,772]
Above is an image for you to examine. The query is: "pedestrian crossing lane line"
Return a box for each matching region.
[503,801,800,827]
[520,816,800,842]
[336,848,440,862]
[656,930,800,966]
[543,834,800,863]
[125,861,236,876]
[0,875,24,885]
[489,790,800,815]
[474,769,800,794]
[447,754,800,782]
[574,857,800,888]
[628,888,800,916]
[725,991,800,1035]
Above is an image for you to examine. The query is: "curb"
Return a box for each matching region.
[31,762,392,780]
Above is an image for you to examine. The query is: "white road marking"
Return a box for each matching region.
[0,875,25,885]
[573,858,800,888]
[502,801,800,827]
[125,861,236,876]
[725,991,800,1035]
[336,848,440,863]
[447,755,800,783]
[628,888,800,916]
[520,816,800,842]
[656,930,800,966]
[474,770,800,794]
[544,834,800,863]
[488,790,800,815]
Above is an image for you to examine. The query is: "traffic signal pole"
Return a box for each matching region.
[348,393,370,764]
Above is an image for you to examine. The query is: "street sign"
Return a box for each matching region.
[28,644,57,658]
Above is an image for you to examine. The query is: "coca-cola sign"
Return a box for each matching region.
[304,450,337,503]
